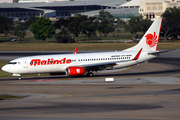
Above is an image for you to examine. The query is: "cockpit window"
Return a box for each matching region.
[8,62,17,64]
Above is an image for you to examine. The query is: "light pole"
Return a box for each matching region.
[84,0,86,12]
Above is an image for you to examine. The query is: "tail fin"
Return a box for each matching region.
[124,17,163,52]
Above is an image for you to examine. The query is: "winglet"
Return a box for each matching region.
[133,48,143,60]
[73,48,78,54]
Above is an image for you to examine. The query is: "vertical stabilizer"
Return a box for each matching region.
[124,17,163,52]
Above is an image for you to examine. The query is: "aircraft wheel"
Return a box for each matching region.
[87,72,93,77]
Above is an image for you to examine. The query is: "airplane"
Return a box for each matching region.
[1,17,167,79]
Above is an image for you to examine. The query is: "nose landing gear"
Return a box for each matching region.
[12,73,21,80]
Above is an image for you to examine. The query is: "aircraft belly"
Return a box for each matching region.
[114,61,137,69]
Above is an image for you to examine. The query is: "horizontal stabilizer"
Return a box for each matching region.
[148,49,174,55]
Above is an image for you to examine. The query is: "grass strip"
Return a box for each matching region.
[0,95,24,100]
[0,42,180,51]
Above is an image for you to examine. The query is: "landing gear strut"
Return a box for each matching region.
[12,74,21,80]
[87,72,93,77]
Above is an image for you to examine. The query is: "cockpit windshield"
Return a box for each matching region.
[8,62,17,65]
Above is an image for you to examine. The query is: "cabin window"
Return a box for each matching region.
[67,60,71,63]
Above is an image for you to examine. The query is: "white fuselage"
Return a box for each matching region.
[1,51,156,75]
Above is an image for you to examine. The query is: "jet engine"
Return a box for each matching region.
[66,66,85,76]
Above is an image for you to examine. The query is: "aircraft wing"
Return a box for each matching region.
[82,60,129,71]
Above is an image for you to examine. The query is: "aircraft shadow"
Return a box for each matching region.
[93,69,180,78]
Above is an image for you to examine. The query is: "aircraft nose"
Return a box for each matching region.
[1,65,10,73]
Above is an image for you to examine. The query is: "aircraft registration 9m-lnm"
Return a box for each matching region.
[2,18,167,79]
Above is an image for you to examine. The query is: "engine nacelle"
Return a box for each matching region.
[66,67,85,76]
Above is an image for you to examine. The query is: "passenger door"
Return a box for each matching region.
[23,59,28,68]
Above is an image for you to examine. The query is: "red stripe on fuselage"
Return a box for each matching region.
[133,48,143,60]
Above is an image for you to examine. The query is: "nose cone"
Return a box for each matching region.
[1,65,10,73]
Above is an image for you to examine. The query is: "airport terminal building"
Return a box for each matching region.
[0,0,180,22]
[0,0,138,21]
[139,0,180,20]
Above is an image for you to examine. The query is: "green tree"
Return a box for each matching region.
[125,16,142,39]
[125,16,152,39]
[12,22,26,43]
[114,17,125,37]
[24,17,39,30]
[140,18,152,34]
[0,16,14,36]
[54,18,68,30]
[54,18,74,43]
[29,17,55,42]
[83,17,97,37]
[97,10,115,37]
[67,14,87,42]
[55,30,74,43]
[161,6,180,40]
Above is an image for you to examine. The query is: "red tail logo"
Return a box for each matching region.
[145,32,158,48]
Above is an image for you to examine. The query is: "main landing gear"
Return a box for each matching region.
[87,72,93,77]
